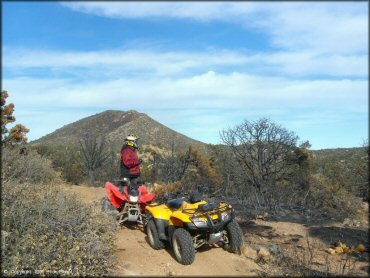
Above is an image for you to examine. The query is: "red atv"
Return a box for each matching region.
[105,179,156,225]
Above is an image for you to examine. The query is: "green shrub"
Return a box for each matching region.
[304,174,360,221]
[1,181,117,276]
[2,146,60,184]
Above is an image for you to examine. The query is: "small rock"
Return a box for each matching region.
[1,230,9,237]
[241,244,258,260]
[353,221,360,228]
[327,248,336,255]
[267,244,279,254]
[343,218,351,226]
[252,244,262,251]
[355,244,366,253]
[258,247,271,261]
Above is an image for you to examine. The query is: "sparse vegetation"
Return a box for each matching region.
[313,146,369,201]
[2,147,60,185]
[1,106,368,276]
[29,112,367,225]
[2,105,368,276]
[2,181,117,276]
[1,145,117,276]
[34,143,86,185]
[32,110,203,151]
[79,133,111,185]
[145,145,223,195]
[303,173,360,221]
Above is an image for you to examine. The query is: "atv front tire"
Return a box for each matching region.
[146,219,165,250]
[172,228,195,265]
[225,220,243,253]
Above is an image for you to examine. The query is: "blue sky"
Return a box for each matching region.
[2,2,368,149]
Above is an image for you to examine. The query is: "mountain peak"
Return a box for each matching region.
[103,109,139,113]
[32,110,204,151]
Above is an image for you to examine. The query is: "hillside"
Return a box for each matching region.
[32,110,205,151]
[312,147,367,161]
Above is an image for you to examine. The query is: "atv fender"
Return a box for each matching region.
[146,204,172,220]
[147,213,169,241]
[105,181,129,208]
[168,226,176,246]
[169,217,184,227]
[155,218,169,240]
[170,211,191,225]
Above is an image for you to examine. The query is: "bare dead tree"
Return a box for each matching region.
[207,144,246,196]
[79,133,110,185]
[220,118,298,198]
[159,146,194,184]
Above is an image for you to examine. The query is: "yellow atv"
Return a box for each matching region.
[145,192,244,265]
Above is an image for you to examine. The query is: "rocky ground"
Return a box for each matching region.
[62,184,369,276]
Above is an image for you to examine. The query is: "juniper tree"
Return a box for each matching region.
[1,90,29,145]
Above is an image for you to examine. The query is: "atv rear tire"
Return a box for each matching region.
[146,219,165,250]
[172,228,195,265]
[225,220,243,253]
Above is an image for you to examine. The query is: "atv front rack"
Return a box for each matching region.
[182,202,231,216]
[184,202,234,232]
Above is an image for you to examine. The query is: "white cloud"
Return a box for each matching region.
[4,72,367,144]
[259,51,367,77]
[62,2,368,55]
[10,3,360,79]
[60,2,260,21]
[4,72,367,112]
[254,3,367,54]
[3,48,250,76]
[4,47,367,78]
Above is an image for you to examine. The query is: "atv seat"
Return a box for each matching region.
[190,192,202,203]
[167,198,185,210]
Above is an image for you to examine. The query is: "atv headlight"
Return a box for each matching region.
[221,212,230,222]
[191,217,208,228]
[129,195,138,203]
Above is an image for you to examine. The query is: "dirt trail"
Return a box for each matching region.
[114,228,259,276]
[62,184,261,276]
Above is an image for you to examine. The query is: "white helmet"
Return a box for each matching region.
[124,134,139,148]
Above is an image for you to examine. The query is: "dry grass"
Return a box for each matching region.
[1,146,118,276]
[2,147,60,184]
[1,181,118,276]
[150,181,182,198]
[255,232,366,277]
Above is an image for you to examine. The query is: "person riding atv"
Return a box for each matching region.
[120,134,142,196]
[145,191,244,265]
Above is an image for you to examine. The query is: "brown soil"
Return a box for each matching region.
[113,227,261,276]
[62,184,369,276]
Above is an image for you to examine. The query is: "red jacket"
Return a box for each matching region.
[120,146,141,177]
